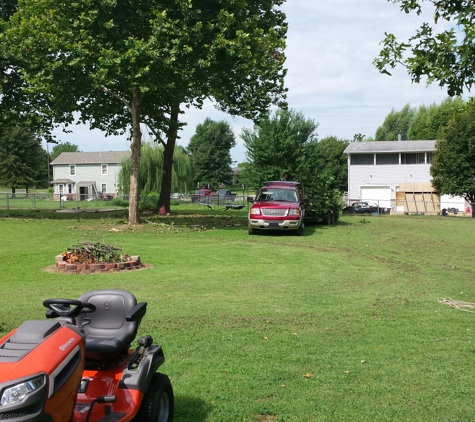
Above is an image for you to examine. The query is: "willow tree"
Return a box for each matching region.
[3,0,287,223]
[118,143,192,197]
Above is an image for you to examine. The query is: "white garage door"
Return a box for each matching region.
[360,186,391,208]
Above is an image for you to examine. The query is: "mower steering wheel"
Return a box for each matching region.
[43,298,96,319]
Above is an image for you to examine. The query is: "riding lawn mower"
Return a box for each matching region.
[0,289,174,421]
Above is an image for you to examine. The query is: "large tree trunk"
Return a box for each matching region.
[128,87,142,225]
[157,103,180,213]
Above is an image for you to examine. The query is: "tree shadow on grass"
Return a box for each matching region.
[173,395,211,422]
[249,220,347,236]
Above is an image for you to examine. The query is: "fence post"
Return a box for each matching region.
[5,194,9,210]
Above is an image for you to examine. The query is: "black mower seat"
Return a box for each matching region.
[75,290,147,361]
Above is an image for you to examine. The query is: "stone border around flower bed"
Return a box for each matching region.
[54,254,143,274]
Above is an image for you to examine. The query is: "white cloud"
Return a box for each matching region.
[44,0,460,163]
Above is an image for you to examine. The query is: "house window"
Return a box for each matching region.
[401,153,425,164]
[351,154,374,165]
[69,165,76,175]
[101,164,108,175]
[427,152,433,164]
[68,184,72,194]
[59,185,64,195]
[101,183,107,194]
[376,153,399,165]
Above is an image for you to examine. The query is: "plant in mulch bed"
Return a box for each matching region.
[62,242,130,264]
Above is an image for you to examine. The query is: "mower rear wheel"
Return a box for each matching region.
[133,373,174,422]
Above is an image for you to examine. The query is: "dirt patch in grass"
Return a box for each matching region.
[43,263,153,274]
[253,414,277,422]
[61,214,247,233]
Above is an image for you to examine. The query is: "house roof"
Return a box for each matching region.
[51,178,75,184]
[344,140,436,154]
[50,151,131,165]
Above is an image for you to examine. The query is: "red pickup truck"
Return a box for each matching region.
[191,188,211,203]
[247,181,308,236]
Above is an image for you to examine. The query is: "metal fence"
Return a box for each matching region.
[346,198,472,217]
[3,192,470,217]
[0,192,252,212]
[0,193,123,211]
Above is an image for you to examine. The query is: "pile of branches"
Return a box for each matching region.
[62,242,129,264]
[438,297,475,313]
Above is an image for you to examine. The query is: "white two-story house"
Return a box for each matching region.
[344,140,470,214]
[50,151,131,200]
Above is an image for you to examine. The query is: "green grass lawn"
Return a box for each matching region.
[0,214,474,421]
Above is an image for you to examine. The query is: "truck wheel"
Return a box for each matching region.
[295,223,304,236]
[133,373,174,422]
[248,225,256,235]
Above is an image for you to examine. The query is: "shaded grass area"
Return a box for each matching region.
[0,215,474,421]
[0,205,248,221]
[0,194,129,211]
[0,208,129,220]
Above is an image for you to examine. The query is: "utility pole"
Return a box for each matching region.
[46,142,51,185]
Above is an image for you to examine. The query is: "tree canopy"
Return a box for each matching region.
[187,118,236,189]
[0,126,46,193]
[407,97,465,140]
[374,1,475,97]
[0,0,56,141]
[374,97,467,141]
[375,104,415,141]
[430,103,475,206]
[241,109,347,215]
[2,0,287,223]
[49,142,80,162]
[241,109,317,186]
[305,136,349,194]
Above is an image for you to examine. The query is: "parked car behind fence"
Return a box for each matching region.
[342,201,387,215]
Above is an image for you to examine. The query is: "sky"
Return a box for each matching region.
[44,0,455,164]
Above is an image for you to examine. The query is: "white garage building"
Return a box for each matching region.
[344,140,470,214]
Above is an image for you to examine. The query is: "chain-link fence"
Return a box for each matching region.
[345,198,472,217]
[0,193,124,211]
[4,192,470,217]
[0,191,253,212]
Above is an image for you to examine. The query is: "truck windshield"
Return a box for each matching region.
[256,189,298,202]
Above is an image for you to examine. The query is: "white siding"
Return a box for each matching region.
[440,195,470,212]
[346,141,469,214]
[348,162,431,202]
[53,163,122,197]
[53,165,71,180]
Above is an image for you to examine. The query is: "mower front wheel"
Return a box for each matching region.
[133,373,174,422]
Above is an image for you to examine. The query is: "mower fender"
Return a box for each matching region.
[119,345,165,393]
